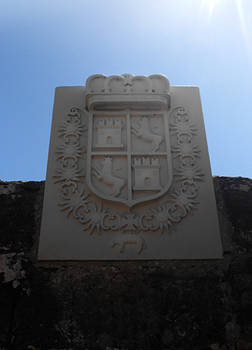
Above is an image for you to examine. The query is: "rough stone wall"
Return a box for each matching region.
[0,177,251,350]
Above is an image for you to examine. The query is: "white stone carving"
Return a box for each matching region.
[92,157,125,196]
[86,73,170,95]
[86,110,172,207]
[38,78,222,260]
[95,118,124,149]
[133,157,161,190]
[85,74,170,111]
[131,116,163,152]
[111,234,146,254]
[53,104,204,240]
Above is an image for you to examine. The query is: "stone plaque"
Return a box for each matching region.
[38,74,222,260]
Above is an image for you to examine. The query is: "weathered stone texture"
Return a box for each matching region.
[0,177,252,350]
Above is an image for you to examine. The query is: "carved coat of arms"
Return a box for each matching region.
[86,111,173,207]
[42,73,219,260]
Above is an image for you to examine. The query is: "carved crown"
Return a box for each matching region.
[84,74,170,111]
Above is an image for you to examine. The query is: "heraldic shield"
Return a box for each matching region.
[86,111,173,207]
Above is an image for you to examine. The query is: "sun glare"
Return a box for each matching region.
[236,0,252,65]
[201,0,221,17]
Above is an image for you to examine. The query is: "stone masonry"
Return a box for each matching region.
[0,176,252,350]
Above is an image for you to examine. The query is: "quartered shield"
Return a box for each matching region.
[86,111,173,207]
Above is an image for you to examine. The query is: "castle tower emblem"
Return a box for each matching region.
[133,157,161,190]
[95,118,124,149]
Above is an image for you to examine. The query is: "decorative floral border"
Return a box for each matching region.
[53,106,204,234]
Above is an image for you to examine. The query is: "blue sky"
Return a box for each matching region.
[1,0,252,180]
